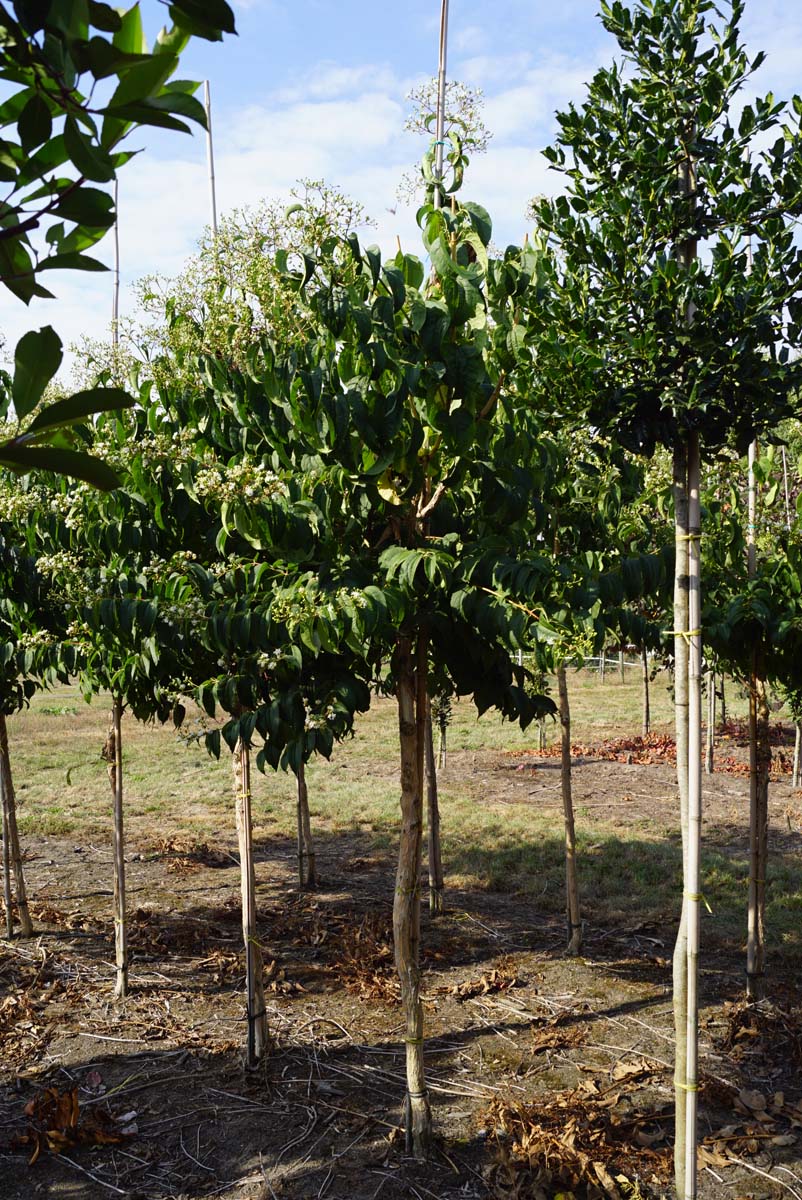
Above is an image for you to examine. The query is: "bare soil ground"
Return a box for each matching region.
[2,699,802,1200]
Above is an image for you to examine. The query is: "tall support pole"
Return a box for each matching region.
[204,80,219,237]
[746,439,767,999]
[108,699,128,999]
[684,432,703,1200]
[433,0,449,211]
[112,179,120,349]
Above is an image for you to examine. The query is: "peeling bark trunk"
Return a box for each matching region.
[296,759,317,889]
[746,667,770,1000]
[705,670,715,775]
[393,632,431,1158]
[641,646,651,738]
[557,666,581,955]
[104,701,128,999]
[672,440,690,1200]
[719,675,726,727]
[0,714,31,937]
[234,738,268,1066]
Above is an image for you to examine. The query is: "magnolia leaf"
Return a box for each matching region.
[12,327,63,419]
[24,387,134,434]
[0,444,120,489]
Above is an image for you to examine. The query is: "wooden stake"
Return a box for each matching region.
[424,702,444,916]
[557,666,581,955]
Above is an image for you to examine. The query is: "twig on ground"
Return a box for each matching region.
[726,1157,802,1200]
[60,1155,126,1194]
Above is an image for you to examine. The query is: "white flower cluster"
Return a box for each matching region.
[19,629,56,650]
[194,461,284,506]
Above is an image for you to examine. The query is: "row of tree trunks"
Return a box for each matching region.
[0,712,32,939]
[233,737,269,1066]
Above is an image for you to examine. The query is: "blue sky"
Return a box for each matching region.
[4,0,801,374]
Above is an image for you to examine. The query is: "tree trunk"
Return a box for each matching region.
[234,737,268,1066]
[641,645,651,738]
[557,665,582,955]
[296,759,317,889]
[671,440,691,1200]
[0,714,32,937]
[619,648,625,683]
[437,718,447,770]
[600,649,606,682]
[792,721,802,789]
[705,669,715,775]
[684,431,703,1200]
[2,795,11,939]
[746,666,770,1000]
[104,700,128,999]
[425,704,444,916]
[393,632,431,1158]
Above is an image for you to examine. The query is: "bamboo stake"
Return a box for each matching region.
[112,180,120,349]
[684,430,703,1200]
[793,722,802,789]
[424,702,444,916]
[204,80,219,237]
[106,699,128,999]
[557,665,581,955]
[233,737,268,1066]
[672,440,691,1200]
[433,0,449,212]
[393,633,431,1158]
[296,758,317,889]
[641,646,651,737]
[745,438,767,1001]
[705,669,715,775]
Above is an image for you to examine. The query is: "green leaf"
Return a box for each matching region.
[18,92,52,153]
[54,186,115,229]
[113,3,147,54]
[39,250,108,272]
[24,386,134,434]
[0,444,120,489]
[64,117,115,181]
[12,327,63,419]
[169,0,237,40]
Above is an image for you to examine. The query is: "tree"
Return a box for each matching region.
[532,3,802,1195]
[0,0,236,483]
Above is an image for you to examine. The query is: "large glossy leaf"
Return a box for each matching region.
[25,386,133,434]
[12,327,63,419]
[0,444,120,489]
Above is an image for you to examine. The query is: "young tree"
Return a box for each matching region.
[532,3,802,1195]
